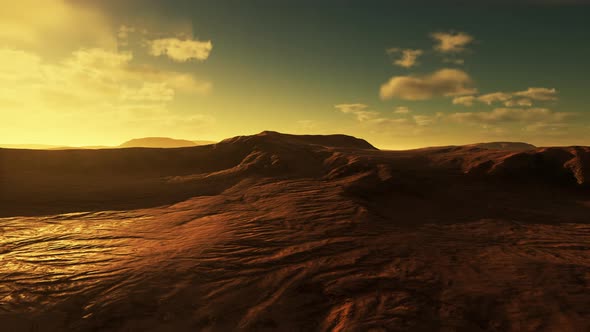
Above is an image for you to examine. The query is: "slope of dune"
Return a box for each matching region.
[1,131,590,331]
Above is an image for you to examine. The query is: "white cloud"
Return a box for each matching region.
[380,68,476,100]
[504,98,533,107]
[451,88,557,107]
[452,95,476,106]
[477,92,513,105]
[431,32,474,53]
[148,38,213,62]
[387,48,423,68]
[514,87,558,101]
[335,103,378,122]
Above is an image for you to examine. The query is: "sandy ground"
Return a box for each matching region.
[1,131,589,331]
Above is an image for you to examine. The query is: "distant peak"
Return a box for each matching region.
[257,130,281,135]
[119,137,209,148]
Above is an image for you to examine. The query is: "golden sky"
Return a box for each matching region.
[1,0,588,149]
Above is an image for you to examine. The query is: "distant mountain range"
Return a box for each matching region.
[1,136,538,151]
[118,137,216,148]
[0,137,217,150]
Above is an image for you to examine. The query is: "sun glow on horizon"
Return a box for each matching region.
[1,0,588,148]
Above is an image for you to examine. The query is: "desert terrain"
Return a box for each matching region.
[1,131,590,331]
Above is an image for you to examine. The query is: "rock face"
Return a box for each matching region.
[1,131,590,331]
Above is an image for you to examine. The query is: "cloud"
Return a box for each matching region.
[148,38,213,62]
[380,68,476,100]
[0,46,215,145]
[337,103,440,133]
[514,87,558,101]
[413,115,437,126]
[443,58,465,65]
[504,98,533,107]
[117,25,135,46]
[393,106,411,114]
[120,82,174,102]
[452,88,557,107]
[68,48,133,68]
[0,47,212,111]
[0,0,116,52]
[431,31,474,53]
[386,48,423,68]
[335,104,378,122]
[477,92,513,105]
[127,66,212,95]
[448,108,572,125]
[118,25,135,39]
[452,95,476,106]
[523,122,569,134]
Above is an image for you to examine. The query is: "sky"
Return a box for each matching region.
[0,0,589,149]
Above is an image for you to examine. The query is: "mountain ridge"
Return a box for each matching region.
[1,131,589,218]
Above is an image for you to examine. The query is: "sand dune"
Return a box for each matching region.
[1,131,590,331]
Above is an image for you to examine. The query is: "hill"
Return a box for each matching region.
[1,131,590,331]
[118,137,214,148]
[468,141,536,151]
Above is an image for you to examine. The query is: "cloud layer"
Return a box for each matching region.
[0,0,116,51]
[452,88,558,107]
[0,47,212,141]
[335,104,377,122]
[380,68,476,100]
[448,108,569,124]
